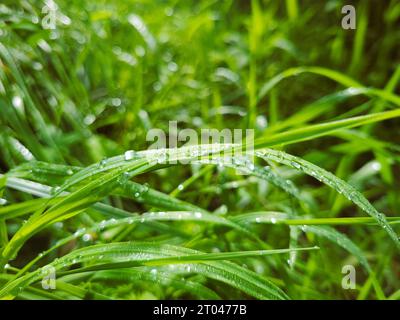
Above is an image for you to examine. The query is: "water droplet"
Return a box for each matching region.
[290,161,301,169]
[348,191,358,202]
[99,220,106,230]
[270,217,277,224]
[167,61,178,72]
[153,81,162,91]
[33,62,43,70]
[118,172,130,185]
[135,46,145,57]
[82,233,92,242]
[111,98,122,107]
[214,205,227,215]
[38,39,52,53]
[256,115,268,130]
[23,16,40,29]
[54,222,63,229]
[231,181,239,188]
[150,268,158,276]
[12,96,23,109]
[84,114,96,125]
[285,179,294,187]
[99,159,107,168]
[66,169,73,175]
[0,198,7,205]
[194,212,202,219]
[371,162,381,171]
[177,184,184,191]
[124,150,136,161]
[347,87,361,95]
[310,170,317,177]
[165,7,174,16]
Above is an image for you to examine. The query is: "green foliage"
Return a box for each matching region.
[0,0,399,300]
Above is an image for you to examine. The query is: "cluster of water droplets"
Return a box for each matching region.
[133,183,149,198]
[254,149,400,244]
[254,215,279,224]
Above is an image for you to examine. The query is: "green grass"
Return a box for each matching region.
[0,0,399,300]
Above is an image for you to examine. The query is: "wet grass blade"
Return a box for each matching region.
[0,242,296,300]
[254,149,400,249]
